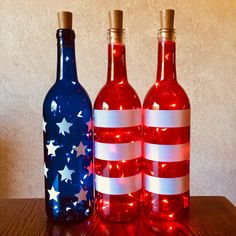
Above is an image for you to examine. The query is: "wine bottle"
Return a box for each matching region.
[143,9,190,220]
[94,10,142,222]
[43,12,93,223]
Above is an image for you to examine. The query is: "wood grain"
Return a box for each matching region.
[0,197,235,236]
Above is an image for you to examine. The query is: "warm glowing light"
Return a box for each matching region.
[165,53,170,60]
[169,213,174,218]
[116,134,120,139]
[109,164,112,170]
[170,103,176,107]
[121,160,127,163]
[128,203,134,207]
[161,164,166,168]
[153,102,159,110]
[119,105,123,110]
[102,102,109,110]
[162,199,168,204]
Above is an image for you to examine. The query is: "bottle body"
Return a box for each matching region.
[143,32,190,220]
[94,42,142,222]
[43,29,93,223]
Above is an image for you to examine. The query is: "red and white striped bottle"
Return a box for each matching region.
[143,9,190,220]
[94,10,142,222]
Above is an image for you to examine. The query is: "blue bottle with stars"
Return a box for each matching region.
[43,12,93,223]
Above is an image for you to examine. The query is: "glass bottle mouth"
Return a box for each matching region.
[107,28,125,44]
[158,28,176,42]
[56,29,75,47]
[56,29,75,39]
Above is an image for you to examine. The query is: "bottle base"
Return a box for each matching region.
[46,207,93,224]
[47,213,91,224]
[96,209,140,223]
[143,212,190,235]
[143,206,189,222]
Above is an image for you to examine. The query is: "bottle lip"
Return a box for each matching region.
[107,28,125,44]
[158,28,176,41]
[56,29,75,39]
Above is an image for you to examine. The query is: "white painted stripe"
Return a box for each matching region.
[144,174,189,195]
[95,173,142,195]
[144,109,190,128]
[94,109,141,128]
[144,142,190,162]
[95,141,141,161]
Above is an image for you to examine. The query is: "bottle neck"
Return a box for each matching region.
[107,29,128,84]
[156,30,177,82]
[56,29,78,83]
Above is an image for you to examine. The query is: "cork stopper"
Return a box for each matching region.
[109,10,123,29]
[160,9,174,29]
[57,11,72,29]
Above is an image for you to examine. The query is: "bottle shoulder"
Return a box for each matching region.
[94,82,141,110]
[143,81,190,110]
[43,81,92,118]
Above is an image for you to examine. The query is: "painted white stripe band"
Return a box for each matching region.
[144,109,190,128]
[95,141,142,161]
[144,142,190,162]
[94,109,141,128]
[144,174,189,195]
[95,173,142,195]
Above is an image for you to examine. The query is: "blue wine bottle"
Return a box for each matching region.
[43,12,93,223]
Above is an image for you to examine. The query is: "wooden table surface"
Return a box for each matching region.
[0,197,235,236]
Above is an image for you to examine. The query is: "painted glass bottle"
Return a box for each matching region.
[143,9,190,220]
[94,10,142,222]
[43,12,93,223]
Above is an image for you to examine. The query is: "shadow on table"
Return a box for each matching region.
[45,211,191,236]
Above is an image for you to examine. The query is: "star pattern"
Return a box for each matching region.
[77,111,83,118]
[75,188,87,203]
[44,163,49,178]
[87,119,92,131]
[46,140,60,157]
[43,99,93,220]
[74,142,87,157]
[58,165,74,181]
[48,186,60,202]
[56,118,73,135]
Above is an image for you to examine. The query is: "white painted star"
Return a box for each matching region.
[87,161,93,176]
[77,111,83,118]
[74,142,87,157]
[56,118,73,135]
[44,163,49,178]
[43,120,47,132]
[48,186,60,202]
[87,119,92,131]
[58,165,74,181]
[75,188,87,202]
[46,140,60,157]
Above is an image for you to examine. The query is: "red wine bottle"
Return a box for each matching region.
[94,10,142,222]
[143,9,190,220]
